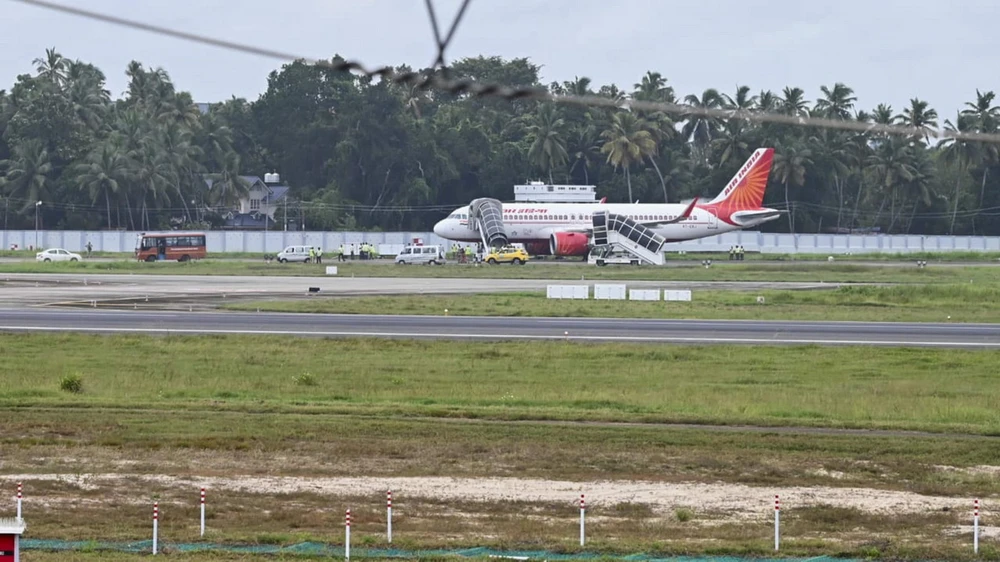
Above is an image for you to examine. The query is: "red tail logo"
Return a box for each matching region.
[701,148,774,224]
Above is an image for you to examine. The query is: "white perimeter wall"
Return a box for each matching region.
[3,230,1000,254]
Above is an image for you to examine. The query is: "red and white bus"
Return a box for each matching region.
[135,232,208,262]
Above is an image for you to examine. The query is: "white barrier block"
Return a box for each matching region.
[593,284,626,300]
[629,289,660,301]
[325,266,338,275]
[664,290,691,301]
[547,285,589,299]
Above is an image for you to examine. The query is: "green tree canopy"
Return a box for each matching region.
[3,48,1000,235]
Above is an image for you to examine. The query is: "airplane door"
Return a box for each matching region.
[708,211,719,229]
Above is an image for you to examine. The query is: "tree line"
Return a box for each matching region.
[2,49,1000,235]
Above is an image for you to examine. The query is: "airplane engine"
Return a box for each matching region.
[549,232,591,256]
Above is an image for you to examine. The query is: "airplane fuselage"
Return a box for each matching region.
[433,202,736,244]
[433,147,781,255]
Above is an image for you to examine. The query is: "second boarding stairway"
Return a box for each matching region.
[468,198,510,249]
[591,211,667,265]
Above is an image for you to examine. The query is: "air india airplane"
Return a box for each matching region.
[432,147,782,256]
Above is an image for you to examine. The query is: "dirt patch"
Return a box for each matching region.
[0,473,983,519]
[935,464,1000,477]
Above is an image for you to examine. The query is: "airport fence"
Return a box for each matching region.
[5,482,987,559]
[3,229,1000,255]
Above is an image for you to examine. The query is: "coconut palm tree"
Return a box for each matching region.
[814,83,856,120]
[778,87,810,117]
[771,143,813,233]
[72,141,127,228]
[525,104,569,183]
[866,138,917,229]
[632,71,674,103]
[938,113,979,233]
[566,123,601,185]
[897,98,938,144]
[0,139,54,212]
[960,90,1000,209]
[600,112,656,202]
[681,88,723,164]
[33,48,68,89]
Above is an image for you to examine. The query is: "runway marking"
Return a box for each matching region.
[8,308,993,334]
[0,325,998,347]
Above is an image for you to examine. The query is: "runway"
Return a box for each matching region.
[1,308,998,347]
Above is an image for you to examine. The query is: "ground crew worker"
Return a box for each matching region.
[738,245,744,260]
[465,246,473,263]
[308,247,316,263]
[729,246,735,261]
[316,247,323,264]
[338,244,345,261]
[86,241,93,257]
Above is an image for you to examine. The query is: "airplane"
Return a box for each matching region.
[432,147,782,257]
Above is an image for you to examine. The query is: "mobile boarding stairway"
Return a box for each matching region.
[468,198,509,248]
[591,210,666,265]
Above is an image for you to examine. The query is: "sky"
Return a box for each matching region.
[2,0,998,121]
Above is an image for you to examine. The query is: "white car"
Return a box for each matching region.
[395,245,445,265]
[36,248,82,262]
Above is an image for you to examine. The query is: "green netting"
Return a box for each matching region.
[21,538,859,561]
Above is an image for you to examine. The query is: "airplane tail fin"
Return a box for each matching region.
[708,148,775,209]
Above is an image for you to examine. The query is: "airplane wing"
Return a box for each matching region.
[638,197,699,227]
[538,198,701,237]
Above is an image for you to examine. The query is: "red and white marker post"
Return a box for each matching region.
[387,490,393,543]
[345,508,352,560]
[152,502,159,555]
[579,494,586,546]
[974,499,980,553]
[200,487,206,537]
[15,482,22,519]
[774,495,780,551]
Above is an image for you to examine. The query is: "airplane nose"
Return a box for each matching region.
[433,220,446,237]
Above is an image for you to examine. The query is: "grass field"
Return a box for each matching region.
[2,258,1000,285]
[6,333,1000,559]
[4,333,1000,433]
[226,283,1000,323]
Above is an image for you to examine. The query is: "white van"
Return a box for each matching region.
[395,245,445,265]
[276,245,313,263]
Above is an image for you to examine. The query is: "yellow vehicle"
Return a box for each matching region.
[486,245,530,265]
